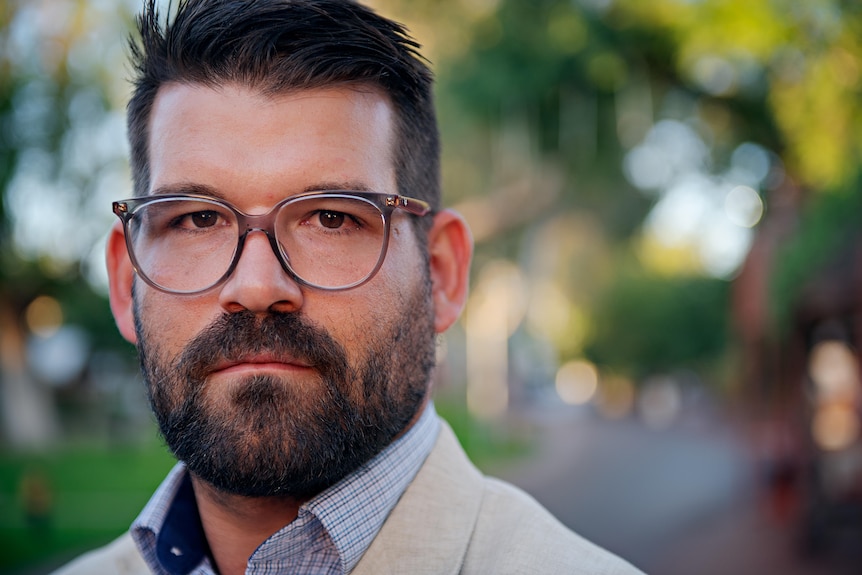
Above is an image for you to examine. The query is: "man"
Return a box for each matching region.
[56,1,644,573]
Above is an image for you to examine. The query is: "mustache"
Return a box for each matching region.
[175,310,350,382]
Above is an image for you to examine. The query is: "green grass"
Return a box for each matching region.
[0,437,175,573]
[435,393,533,470]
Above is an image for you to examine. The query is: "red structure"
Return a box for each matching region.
[733,179,862,555]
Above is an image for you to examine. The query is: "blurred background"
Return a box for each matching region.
[2,0,862,573]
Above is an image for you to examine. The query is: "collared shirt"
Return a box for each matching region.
[131,403,440,575]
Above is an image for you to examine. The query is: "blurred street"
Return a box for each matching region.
[494,403,860,575]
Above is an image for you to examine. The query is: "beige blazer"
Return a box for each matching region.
[53,422,644,574]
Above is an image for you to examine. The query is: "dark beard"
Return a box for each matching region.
[135,282,435,499]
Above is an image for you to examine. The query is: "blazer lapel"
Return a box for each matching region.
[351,421,485,575]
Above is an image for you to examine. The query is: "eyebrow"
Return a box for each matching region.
[150,182,227,199]
[149,181,376,199]
[302,181,374,193]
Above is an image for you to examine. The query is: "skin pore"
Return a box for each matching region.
[107,83,472,574]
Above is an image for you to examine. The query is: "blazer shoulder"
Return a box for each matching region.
[50,533,149,575]
[464,477,646,575]
[354,419,645,575]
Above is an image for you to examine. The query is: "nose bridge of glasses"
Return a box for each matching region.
[239,207,280,233]
[232,205,285,263]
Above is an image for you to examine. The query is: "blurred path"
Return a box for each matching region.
[493,404,857,575]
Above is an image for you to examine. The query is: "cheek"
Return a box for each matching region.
[304,290,392,357]
[304,270,415,364]
[136,290,217,358]
[384,221,427,286]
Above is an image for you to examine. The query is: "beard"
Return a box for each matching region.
[134,277,436,499]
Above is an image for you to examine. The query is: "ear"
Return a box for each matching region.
[427,209,473,333]
[106,220,138,344]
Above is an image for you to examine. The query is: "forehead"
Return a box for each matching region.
[146,83,398,204]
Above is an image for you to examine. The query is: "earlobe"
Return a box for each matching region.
[427,209,473,333]
[106,221,138,344]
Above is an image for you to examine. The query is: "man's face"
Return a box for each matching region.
[123,84,437,497]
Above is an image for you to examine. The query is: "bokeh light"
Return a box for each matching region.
[555,359,599,406]
[812,404,860,451]
[24,295,63,338]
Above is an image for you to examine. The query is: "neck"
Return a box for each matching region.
[191,476,305,575]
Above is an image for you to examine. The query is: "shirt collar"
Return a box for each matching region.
[302,402,439,573]
[131,402,440,574]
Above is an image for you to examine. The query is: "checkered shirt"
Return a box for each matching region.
[130,403,440,575]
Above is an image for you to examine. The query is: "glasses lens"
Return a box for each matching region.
[127,198,238,293]
[275,195,386,289]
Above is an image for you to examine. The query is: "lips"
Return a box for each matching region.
[208,353,314,376]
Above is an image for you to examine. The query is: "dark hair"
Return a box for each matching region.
[126,0,440,224]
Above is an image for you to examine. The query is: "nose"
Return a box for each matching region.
[217,229,304,314]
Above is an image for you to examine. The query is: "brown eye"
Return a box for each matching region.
[318,211,345,229]
[191,211,218,228]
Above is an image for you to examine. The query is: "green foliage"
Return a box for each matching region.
[614,0,862,189]
[433,0,660,246]
[770,184,862,332]
[584,270,731,380]
[0,257,128,353]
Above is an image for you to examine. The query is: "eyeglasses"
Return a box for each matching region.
[113,191,431,294]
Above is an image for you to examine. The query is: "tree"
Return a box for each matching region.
[374,0,862,391]
[0,1,133,447]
